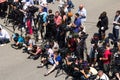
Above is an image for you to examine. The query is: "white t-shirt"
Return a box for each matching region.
[96,73,109,80]
[52,42,59,51]
[48,48,54,64]
[78,8,87,23]
[0,29,10,39]
[90,67,98,75]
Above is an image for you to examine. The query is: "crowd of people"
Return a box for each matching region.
[0,0,120,80]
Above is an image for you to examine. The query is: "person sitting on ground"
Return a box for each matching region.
[44,51,62,76]
[95,70,109,80]
[49,40,59,52]
[80,66,98,80]
[23,35,35,53]
[0,25,10,46]
[11,33,24,49]
[27,45,42,60]
[37,44,54,68]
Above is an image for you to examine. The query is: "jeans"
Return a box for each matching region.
[113,27,119,41]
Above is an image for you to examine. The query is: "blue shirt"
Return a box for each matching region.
[73,17,81,33]
[18,36,24,43]
[39,12,48,23]
[55,55,62,63]
[49,55,62,65]
[43,7,47,12]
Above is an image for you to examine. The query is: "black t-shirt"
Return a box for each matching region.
[47,14,54,24]
[115,53,120,65]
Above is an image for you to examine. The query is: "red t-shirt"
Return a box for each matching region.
[103,49,112,64]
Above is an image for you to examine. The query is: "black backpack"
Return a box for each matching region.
[37,13,44,23]
[47,14,54,24]
[115,54,120,65]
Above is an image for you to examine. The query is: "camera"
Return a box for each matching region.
[79,32,88,41]
[27,6,38,15]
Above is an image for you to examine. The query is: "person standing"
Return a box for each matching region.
[54,11,62,41]
[37,8,48,40]
[69,13,81,33]
[0,0,7,17]
[66,0,74,11]
[45,9,55,40]
[77,4,87,32]
[97,11,109,41]
[99,43,112,75]
[113,10,120,41]
[113,44,120,80]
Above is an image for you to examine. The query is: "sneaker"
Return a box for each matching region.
[37,64,44,68]
[27,56,33,59]
[44,73,49,76]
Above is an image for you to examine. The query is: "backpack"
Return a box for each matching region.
[115,53,120,65]
[47,14,54,24]
[37,13,44,23]
[13,33,19,42]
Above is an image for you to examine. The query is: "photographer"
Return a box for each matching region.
[37,44,54,68]
[68,13,81,33]
[0,0,7,18]
[91,33,99,45]
[44,51,62,76]
[67,35,77,55]
[45,9,55,40]
[113,10,120,41]
[112,44,120,80]
[89,43,99,67]
[25,7,33,35]
[65,55,97,80]
[37,7,48,40]
[54,11,62,41]
[27,45,42,60]
[23,35,35,53]
[11,33,24,49]
[7,1,24,32]
[0,25,10,46]
[97,11,109,41]
[19,2,38,35]
[77,31,88,60]
[89,33,100,66]
[99,43,112,75]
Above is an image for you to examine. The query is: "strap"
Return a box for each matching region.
[115,15,120,22]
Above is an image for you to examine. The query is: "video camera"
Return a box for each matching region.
[91,33,99,44]
[79,32,88,41]
[26,6,38,16]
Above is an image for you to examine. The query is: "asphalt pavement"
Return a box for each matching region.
[0,0,120,80]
